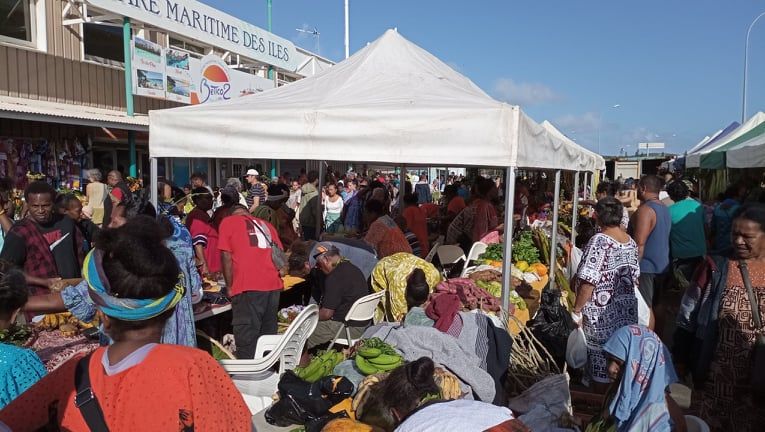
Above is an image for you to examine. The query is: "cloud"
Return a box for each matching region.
[553,112,602,134]
[492,78,561,106]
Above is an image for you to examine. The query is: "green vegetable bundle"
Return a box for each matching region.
[512,231,540,264]
[479,243,504,262]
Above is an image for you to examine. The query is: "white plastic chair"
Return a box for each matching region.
[425,236,444,263]
[460,241,488,277]
[436,245,466,278]
[327,290,385,350]
[220,304,319,414]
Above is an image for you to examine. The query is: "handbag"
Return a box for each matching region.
[74,353,110,431]
[738,261,765,402]
[252,218,289,271]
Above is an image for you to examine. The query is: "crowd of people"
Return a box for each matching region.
[0,164,761,430]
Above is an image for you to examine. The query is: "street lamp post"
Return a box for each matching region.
[742,11,765,123]
[344,0,350,59]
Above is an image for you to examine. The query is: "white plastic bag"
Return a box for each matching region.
[566,326,588,369]
[635,287,650,326]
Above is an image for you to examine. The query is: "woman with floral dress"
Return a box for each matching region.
[574,197,640,392]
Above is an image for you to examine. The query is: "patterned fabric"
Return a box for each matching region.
[576,233,640,384]
[371,253,441,322]
[602,325,677,432]
[700,260,765,432]
[446,205,475,245]
[83,249,185,321]
[7,219,58,283]
[0,343,46,409]
[343,193,364,232]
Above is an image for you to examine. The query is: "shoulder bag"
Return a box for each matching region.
[738,260,765,402]
[74,353,110,431]
[253,218,289,272]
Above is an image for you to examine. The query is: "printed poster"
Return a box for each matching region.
[132,37,165,99]
[165,48,192,104]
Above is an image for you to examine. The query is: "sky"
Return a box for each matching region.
[205,0,765,156]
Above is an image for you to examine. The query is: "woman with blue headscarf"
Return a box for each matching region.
[586,325,686,432]
[24,195,201,347]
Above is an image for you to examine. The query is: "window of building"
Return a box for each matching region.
[169,36,205,58]
[0,0,34,45]
[83,23,125,65]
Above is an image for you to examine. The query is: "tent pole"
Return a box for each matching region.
[399,165,406,209]
[549,170,562,290]
[501,166,517,312]
[570,171,580,274]
[316,161,324,237]
[150,157,158,210]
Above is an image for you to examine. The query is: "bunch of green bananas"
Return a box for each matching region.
[354,342,404,375]
[294,350,346,383]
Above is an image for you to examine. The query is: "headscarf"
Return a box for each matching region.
[602,325,678,432]
[83,249,185,321]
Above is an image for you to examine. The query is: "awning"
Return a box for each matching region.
[0,96,149,132]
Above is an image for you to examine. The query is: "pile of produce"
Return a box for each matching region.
[469,269,502,298]
[278,305,305,324]
[512,230,540,265]
[354,338,404,375]
[478,243,504,267]
[201,277,221,293]
[293,350,346,383]
[433,367,463,399]
[531,228,574,309]
[0,324,34,347]
[37,312,99,337]
[352,373,388,416]
[435,278,501,313]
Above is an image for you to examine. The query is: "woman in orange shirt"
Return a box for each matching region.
[0,216,250,431]
[402,193,430,258]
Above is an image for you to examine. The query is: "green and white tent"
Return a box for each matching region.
[686,112,765,169]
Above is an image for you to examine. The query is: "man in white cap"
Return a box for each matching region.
[245,168,267,213]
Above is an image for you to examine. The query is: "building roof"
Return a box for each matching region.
[0,96,149,131]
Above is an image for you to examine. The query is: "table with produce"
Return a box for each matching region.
[6,313,102,372]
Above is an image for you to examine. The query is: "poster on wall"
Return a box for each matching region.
[132,37,165,99]
[189,54,275,105]
[165,48,192,104]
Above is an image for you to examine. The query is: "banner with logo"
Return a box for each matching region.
[189,54,274,105]
[132,36,275,104]
[132,37,165,99]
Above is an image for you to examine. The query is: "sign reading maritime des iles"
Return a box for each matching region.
[87,0,299,71]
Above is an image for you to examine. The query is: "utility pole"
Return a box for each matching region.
[122,17,136,177]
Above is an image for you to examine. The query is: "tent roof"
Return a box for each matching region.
[726,127,765,168]
[150,30,600,171]
[540,120,605,170]
[686,114,764,168]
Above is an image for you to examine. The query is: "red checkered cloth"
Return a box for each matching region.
[10,219,58,294]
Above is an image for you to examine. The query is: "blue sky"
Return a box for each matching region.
[206,0,765,156]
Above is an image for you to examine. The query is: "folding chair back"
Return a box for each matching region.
[328,290,385,349]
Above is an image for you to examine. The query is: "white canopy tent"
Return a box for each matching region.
[151,30,603,172]
[149,29,603,309]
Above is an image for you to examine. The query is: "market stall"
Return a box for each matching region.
[726,121,765,169]
[149,29,604,312]
[686,112,765,169]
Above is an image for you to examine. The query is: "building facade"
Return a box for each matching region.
[0,0,332,188]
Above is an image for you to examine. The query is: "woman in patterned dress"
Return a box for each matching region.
[573,197,640,392]
[676,204,765,431]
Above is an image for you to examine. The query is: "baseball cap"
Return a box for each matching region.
[309,242,339,268]
[245,169,259,176]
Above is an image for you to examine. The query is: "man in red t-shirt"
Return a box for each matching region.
[219,213,284,359]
